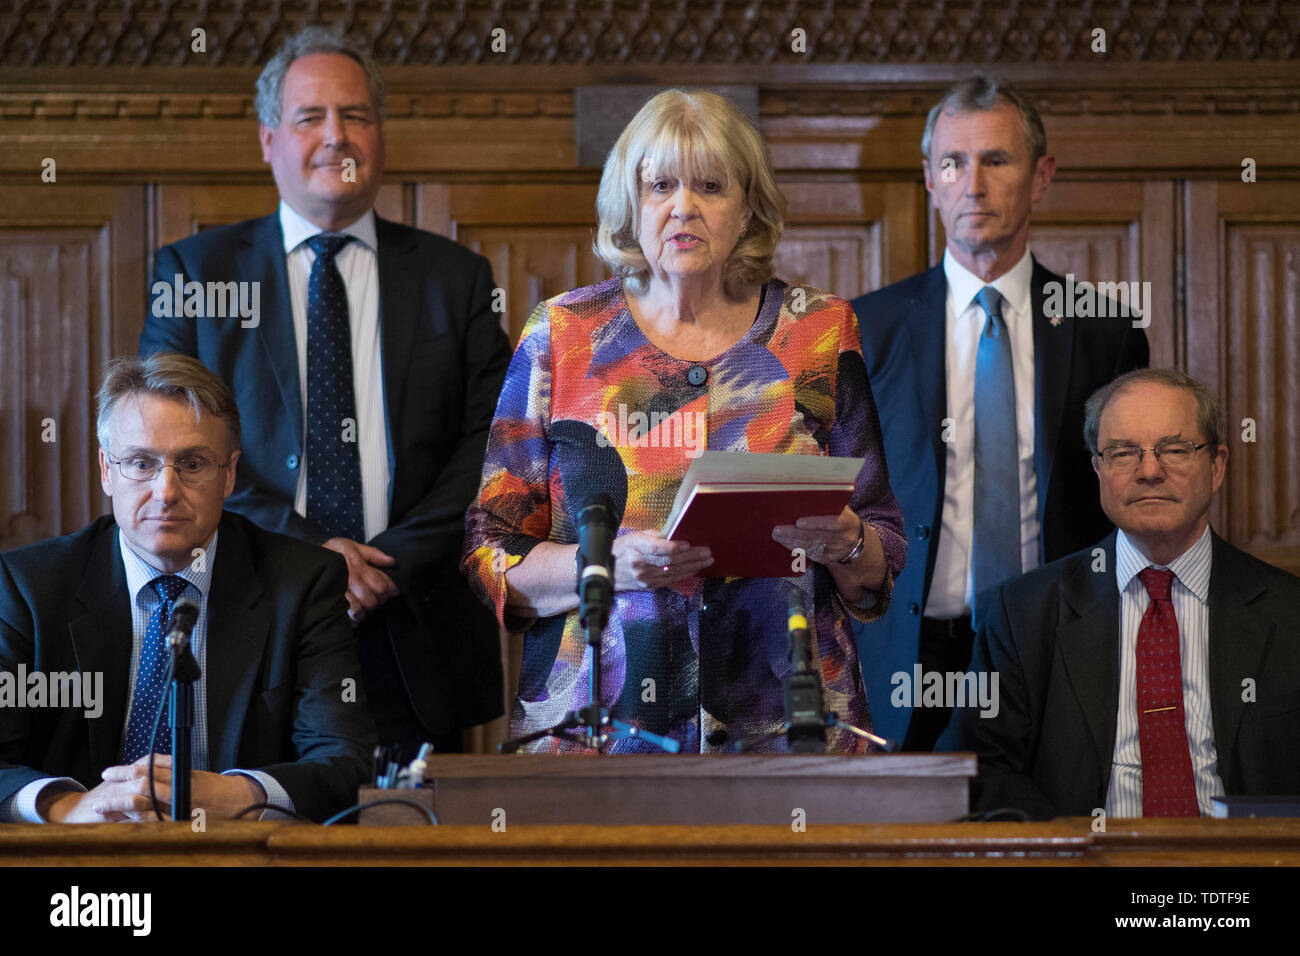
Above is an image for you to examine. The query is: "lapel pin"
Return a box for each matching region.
[1050,314,1064,327]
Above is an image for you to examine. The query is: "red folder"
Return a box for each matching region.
[662,453,864,578]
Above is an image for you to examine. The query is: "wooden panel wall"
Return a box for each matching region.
[1,14,1298,582]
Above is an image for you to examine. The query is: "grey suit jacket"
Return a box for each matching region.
[948,530,1300,819]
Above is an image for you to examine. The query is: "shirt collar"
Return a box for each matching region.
[943,246,1034,321]
[1115,524,1212,603]
[119,526,218,605]
[279,200,377,256]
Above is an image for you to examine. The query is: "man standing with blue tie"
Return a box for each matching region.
[140,27,511,758]
[852,77,1149,750]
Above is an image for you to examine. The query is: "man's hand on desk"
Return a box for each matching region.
[38,755,267,823]
[322,537,400,625]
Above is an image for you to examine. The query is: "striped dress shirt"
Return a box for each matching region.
[1105,525,1224,817]
[280,200,391,542]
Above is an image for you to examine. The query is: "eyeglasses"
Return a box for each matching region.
[106,453,231,486]
[1097,440,1209,473]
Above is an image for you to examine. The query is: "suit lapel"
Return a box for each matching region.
[1032,257,1072,551]
[68,522,133,771]
[204,514,270,771]
[376,215,420,493]
[1205,532,1270,789]
[241,214,302,445]
[1055,533,1121,793]
[908,263,950,487]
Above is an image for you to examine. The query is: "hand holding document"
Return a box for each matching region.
[663,451,864,578]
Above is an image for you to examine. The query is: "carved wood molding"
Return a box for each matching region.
[2,81,1297,121]
[2,0,1298,67]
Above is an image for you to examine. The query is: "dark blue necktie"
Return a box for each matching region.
[971,286,1022,623]
[122,574,189,763]
[305,233,365,542]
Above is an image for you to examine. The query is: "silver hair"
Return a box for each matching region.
[921,75,1046,165]
[255,26,387,127]
[1083,368,1225,456]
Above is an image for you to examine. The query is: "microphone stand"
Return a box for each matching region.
[500,553,679,755]
[168,635,202,821]
[727,590,897,754]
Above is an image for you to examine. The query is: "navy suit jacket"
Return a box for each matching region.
[949,531,1300,819]
[0,512,376,822]
[851,257,1149,744]
[140,212,510,735]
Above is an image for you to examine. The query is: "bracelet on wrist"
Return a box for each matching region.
[837,519,866,565]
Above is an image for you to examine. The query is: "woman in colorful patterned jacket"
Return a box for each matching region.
[461,89,906,753]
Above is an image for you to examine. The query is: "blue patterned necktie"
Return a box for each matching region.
[971,286,1023,623]
[305,233,365,542]
[122,574,189,763]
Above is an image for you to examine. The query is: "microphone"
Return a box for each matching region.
[575,493,619,631]
[784,587,827,753]
[166,600,199,653]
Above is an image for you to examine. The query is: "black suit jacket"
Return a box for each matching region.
[0,511,377,822]
[850,257,1149,743]
[950,531,1300,819]
[139,212,510,735]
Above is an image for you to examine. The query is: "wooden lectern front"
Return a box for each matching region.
[360,753,974,825]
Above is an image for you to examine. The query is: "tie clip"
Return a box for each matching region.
[1142,705,1177,715]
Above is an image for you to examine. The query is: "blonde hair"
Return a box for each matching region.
[594,89,786,298]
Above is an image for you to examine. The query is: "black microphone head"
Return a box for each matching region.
[576,492,619,529]
[705,729,729,747]
[787,586,807,620]
[168,600,199,635]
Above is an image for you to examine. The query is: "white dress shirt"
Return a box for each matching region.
[280,201,391,542]
[1106,525,1224,817]
[0,530,294,822]
[925,248,1040,618]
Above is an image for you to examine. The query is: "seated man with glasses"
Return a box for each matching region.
[0,353,376,823]
[943,368,1300,819]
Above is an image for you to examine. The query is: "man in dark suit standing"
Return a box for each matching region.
[852,77,1149,749]
[949,369,1300,818]
[140,28,510,757]
[0,354,374,823]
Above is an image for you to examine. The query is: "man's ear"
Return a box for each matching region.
[98,447,113,496]
[1210,443,1228,495]
[922,156,935,196]
[223,448,241,499]
[259,124,275,163]
[1030,153,1057,204]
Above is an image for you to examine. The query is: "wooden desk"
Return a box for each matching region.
[2,819,1298,866]
[362,753,976,826]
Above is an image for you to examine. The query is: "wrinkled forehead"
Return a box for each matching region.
[1100,383,1200,441]
[634,118,738,187]
[109,393,214,449]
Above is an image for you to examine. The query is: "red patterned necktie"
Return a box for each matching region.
[1136,567,1199,817]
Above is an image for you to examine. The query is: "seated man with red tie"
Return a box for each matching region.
[946,368,1300,818]
[0,354,375,823]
